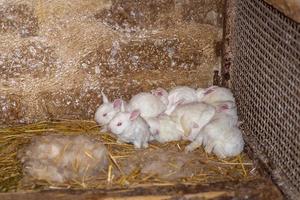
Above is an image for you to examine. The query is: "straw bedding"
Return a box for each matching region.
[0,119,259,192]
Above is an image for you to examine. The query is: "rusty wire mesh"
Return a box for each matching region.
[229,0,300,199]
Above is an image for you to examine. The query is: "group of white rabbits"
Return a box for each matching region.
[94,86,244,158]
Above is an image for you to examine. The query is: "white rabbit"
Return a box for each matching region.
[128,92,166,118]
[151,87,169,106]
[210,100,238,125]
[94,91,125,132]
[146,114,184,143]
[185,101,244,158]
[143,117,159,142]
[108,103,150,149]
[197,86,235,104]
[170,102,216,141]
[208,127,244,158]
[163,86,199,115]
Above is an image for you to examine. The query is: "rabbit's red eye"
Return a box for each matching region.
[103,113,107,117]
[117,122,122,126]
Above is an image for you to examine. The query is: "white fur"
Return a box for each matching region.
[164,86,198,115]
[185,102,244,158]
[108,110,150,149]
[210,127,244,158]
[151,87,169,106]
[94,91,125,131]
[143,117,160,141]
[170,102,216,141]
[128,92,166,118]
[210,101,238,124]
[197,86,235,104]
[146,115,184,143]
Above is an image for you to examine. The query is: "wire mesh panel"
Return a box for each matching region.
[230,0,300,199]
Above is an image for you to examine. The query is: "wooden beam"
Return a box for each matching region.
[0,178,283,200]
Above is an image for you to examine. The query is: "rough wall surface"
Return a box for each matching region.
[0,0,223,125]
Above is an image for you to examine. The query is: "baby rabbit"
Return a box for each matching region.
[94,91,124,132]
[151,87,169,106]
[211,100,238,125]
[163,86,198,115]
[128,92,166,118]
[146,114,184,143]
[185,101,244,158]
[207,127,244,158]
[197,86,235,104]
[170,102,216,141]
[108,103,150,149]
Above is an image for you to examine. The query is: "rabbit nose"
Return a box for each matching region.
[107,126,111,131]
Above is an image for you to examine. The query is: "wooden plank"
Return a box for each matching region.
[264,0,300,22]
[0,178,283,200]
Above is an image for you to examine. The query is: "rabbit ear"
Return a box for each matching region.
[175,99,184,106]
[219,104,229,111]
[204,86,218,95]
[113,99,122,109]
[129,110,140,121]
[150,89,156,94]
[165,99,184,115]
[101,90,109,103]
[152,87,168,97]
[217,101,236,112]
[120,101,126,112]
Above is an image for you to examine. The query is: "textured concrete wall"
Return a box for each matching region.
[0,0,223,125]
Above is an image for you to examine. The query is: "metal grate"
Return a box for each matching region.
[230,0,300,199]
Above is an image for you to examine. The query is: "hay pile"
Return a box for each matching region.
[0,120,259,192]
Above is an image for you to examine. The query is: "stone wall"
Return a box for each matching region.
[0,0,223,125]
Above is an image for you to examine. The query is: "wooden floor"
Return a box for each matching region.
[0,178,283,200]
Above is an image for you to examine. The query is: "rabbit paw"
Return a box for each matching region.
[185,142,200,153]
